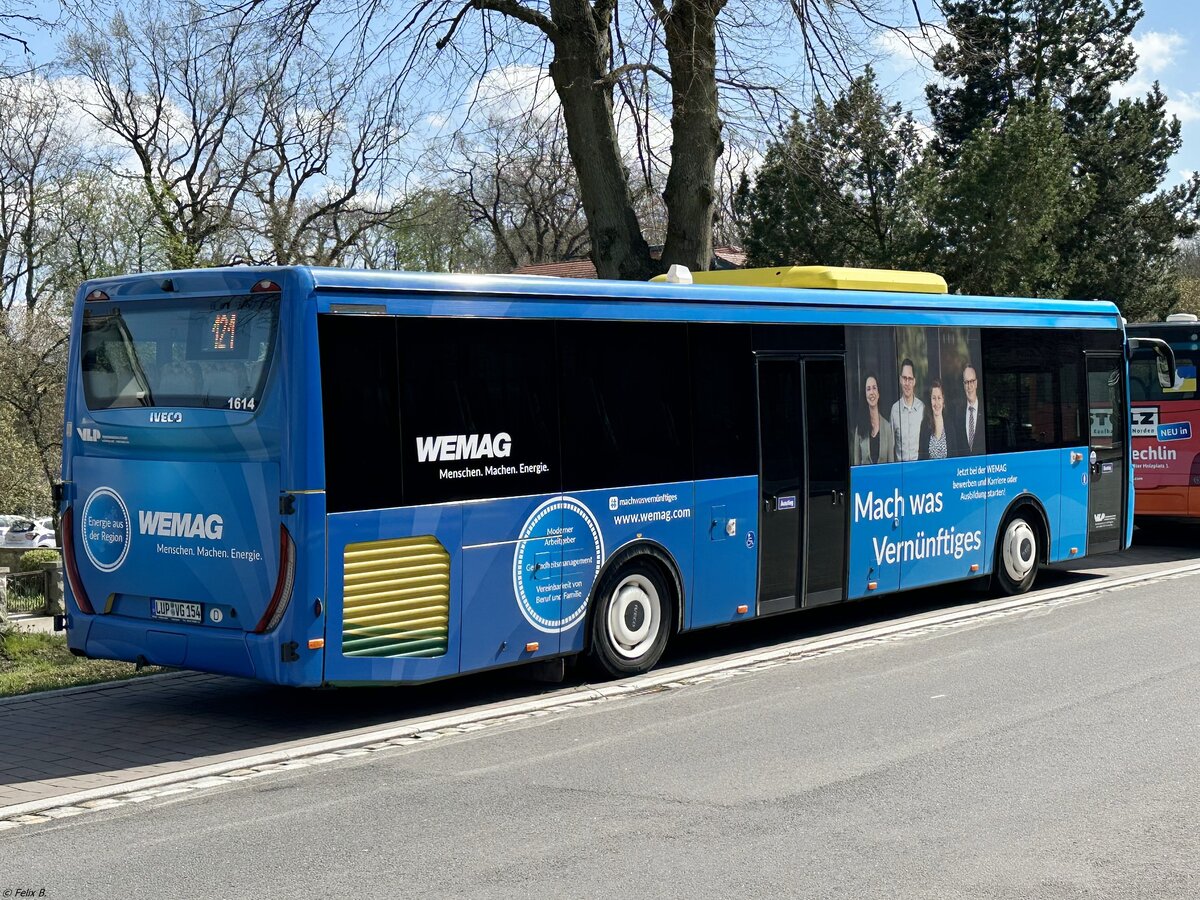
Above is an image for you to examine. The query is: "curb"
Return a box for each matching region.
[3,559,1199,821]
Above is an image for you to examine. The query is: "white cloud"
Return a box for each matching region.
[873,22,953,68]
[472,65,560,124]
[1167,91,1200,124]
[1132,31,1185,74]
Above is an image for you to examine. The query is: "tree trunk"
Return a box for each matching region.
[660,0,724,272]
[548,0,655,280]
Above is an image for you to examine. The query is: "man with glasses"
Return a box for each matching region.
[962,363,984,455]
[891,358,924,461]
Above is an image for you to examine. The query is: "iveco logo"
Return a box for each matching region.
[149,412,183,424]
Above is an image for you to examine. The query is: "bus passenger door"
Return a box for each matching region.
[802,358,849,607]
[756,356,849,614]
[1086,352,1127,554]
[757,358,804,613]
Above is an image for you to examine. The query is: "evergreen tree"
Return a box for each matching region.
[925,0,1198,309]
[923,102,1074,296]
[738,69,923,269]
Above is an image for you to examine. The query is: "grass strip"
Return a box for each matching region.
[0,627,164,697]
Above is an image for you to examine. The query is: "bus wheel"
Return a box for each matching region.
[995,512,1040,595]
[589,559,672,677]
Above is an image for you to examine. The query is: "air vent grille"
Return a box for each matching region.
[342,536,450,658]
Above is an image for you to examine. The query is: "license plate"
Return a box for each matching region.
[151,599,202,624]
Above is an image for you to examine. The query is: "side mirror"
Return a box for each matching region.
[1127,337,1179,389]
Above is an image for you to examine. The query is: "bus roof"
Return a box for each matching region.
[77,265,1124,326]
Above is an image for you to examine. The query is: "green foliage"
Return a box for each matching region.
[922,103,1075,296]
[18,548,61,572]
[738,69,923,269]
[926,0,1199,311]
[387,189,493,273]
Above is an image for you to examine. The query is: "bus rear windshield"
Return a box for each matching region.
[81,296,279,411]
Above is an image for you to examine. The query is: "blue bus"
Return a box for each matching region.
[57,265,1160,686]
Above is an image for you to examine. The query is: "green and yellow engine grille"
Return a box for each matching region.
[341,536,450,658]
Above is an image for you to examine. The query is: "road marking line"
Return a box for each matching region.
[4,559,1200,827]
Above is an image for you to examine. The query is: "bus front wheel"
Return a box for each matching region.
[994,512,1040,595]
[588,559,673,678]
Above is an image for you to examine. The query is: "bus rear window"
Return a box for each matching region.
[81,296,279,411]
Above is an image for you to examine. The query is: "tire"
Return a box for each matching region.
[587,558,673,678]
[994,511,1041,595]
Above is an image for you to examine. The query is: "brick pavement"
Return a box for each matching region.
[0,666,540,813]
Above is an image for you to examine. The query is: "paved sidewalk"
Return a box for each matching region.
[0,665,549,815]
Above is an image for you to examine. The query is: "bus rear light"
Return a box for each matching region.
[969,564,979,572]
[736,604,749,614]
[1070,547,1078,555]
[251,279,281,293]
[525,641,539,653]
[308,638,325,650]
[85,289,109,302]
[254,525,297,633]
[59,508,96,615]
[867,581,878,591]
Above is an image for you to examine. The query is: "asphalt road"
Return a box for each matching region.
[3,551,1198,898]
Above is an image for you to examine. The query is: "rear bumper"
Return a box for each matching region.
[67,612,324,687]
[1135,485,1200,517]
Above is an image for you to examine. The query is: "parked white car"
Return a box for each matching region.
[0,514,22,544]
[1,517,57,549]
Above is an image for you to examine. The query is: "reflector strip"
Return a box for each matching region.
[254,526,296,633]
[60,508,95,615]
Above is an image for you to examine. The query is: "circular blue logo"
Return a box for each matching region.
[513,496,604,633]
[80,486,131,573]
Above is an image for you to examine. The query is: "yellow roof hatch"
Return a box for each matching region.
[652,265,948,295]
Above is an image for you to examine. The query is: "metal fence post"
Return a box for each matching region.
[0,566,9,625]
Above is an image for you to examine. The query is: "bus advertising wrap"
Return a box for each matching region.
[72,457,279,618]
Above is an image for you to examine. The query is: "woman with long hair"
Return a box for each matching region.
[853,373,895,465]
[919,379,961,459]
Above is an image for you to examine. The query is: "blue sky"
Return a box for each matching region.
[9,0,1199,186]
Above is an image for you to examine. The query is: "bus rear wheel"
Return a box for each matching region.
[994,512,1040,595]
[588,559,673,678]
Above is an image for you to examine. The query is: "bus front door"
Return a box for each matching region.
[756,356,849,614]
[1086,352,1127,555]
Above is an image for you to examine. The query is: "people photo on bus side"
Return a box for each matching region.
[891,357,924,461]
[853,372,896,465]
[919,378,960,459]
[961,362,984,455]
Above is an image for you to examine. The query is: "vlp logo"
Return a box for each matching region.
[78,427,101,442]
[81,486,132,572]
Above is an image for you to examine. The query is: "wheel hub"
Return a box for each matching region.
[607,573,662,659]
[1003,520,1037,582]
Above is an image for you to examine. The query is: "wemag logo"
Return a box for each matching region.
[81,486,132,573]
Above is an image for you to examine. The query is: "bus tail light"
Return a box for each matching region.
[254,525,296,633]
[251,279,281,294]
[59,508,96,615]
